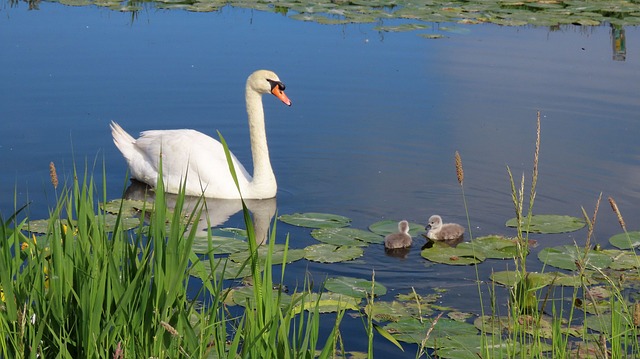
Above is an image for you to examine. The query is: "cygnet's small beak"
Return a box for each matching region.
[425,225,431,230]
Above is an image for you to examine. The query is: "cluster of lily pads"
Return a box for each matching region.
[31,0,640,29]
[23,201,640,356]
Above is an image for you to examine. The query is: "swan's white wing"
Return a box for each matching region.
[134,129,252,197]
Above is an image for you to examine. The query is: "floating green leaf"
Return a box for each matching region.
[384,318,478,346]
[228,286,292,308]
[324,276,387,298]
[602,249,640,270]
[538,245,612,271]
[421,245,486,265]
[101,198,149,216]
[229,244,306,265]
[369,220,424,236]
[374,23,430,32]
[304,244,363,263]
[190,257,253,280]
[490,270,595,287]
[278,212,351,228]
[102,213,141,232]
[192,235,248,255]
[505,214,585,234]
[311,227,383,246]
[458,235,518,259]
[365,301,415,322]
[608,231,640,250]
[291,291,361,314]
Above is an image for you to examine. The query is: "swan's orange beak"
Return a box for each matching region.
[271,87,292,106]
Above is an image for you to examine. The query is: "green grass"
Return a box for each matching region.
[3,118,640,358]
[0,155,350,358]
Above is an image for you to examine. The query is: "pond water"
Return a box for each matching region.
[1,1,640,356]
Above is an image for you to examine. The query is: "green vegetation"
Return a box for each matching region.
[2,112,640,358]
[18,0,640,28]
[0,163,354,358]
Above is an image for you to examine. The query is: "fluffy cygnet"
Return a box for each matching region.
[384,220,413,249]
[426,215,465,241]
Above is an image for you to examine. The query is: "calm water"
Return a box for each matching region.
[1,2,640,355]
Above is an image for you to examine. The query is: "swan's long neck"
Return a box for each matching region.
[245,87,276,196]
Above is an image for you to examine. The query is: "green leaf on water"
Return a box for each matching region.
[505,214,586,234]
[278,212,351,228]
[384,318,478,346]
[538,245,612,271]
[100,198,149,215]
[304,244,363,263]
[490,270,595,287]
[229,244,306,265]
[458,235,518,259]
[324,276,387,298]
[374,23,430,32]
[102,213,141,232]
[608,231,640,249]
[421,245,486,265]
[228,286,292,308]
[190,257,253,280]
[600,249,640,270]
[210,227,248,240]
[291,291,361,314]
[192,235,248,255]
[369,220,424,236]
[311,227,383,246]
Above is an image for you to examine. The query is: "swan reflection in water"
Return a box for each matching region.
[123,180,276,245]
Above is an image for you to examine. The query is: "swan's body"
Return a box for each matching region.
[384,220,413,249]
[426,215,465,241]
[111,70,291,199]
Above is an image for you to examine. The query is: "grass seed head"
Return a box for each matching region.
[455,151,464,185]
[49,162,58,189]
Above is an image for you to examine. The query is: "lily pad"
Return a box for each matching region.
[608,231,640,250]
[490,270,595,287]
[101,213,141,232]
[26,219,75,234]
[434,335,522,358]
[101,198,149,216]
[304,244,363,263]
[421,245,486,265]
[458,235,518,259]
[384,318,478,346]
[374,23,430,32]
[538,245,612,271]
[324,276,387,298]
[192,235,248,255]
[229,244,306,265]
[291,291,361,314]
[311,227,383,246]
[278,212,351,228]
[505,214,585,234]
[190,257,253,280]
[365,301,415,322]
[209,227,248,240]
[228,285,292,308]
[601,249,640,270]
[369,220,424,236]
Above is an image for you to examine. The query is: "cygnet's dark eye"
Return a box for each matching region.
[267,79,286,91]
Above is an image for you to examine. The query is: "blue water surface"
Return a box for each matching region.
[1,2,640,356]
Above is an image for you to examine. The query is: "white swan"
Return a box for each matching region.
[110,70,291,199]
[425,215,465,241]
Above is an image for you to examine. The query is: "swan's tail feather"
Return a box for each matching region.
[110,121,135,153]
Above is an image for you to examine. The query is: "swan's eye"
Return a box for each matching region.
[267,79,286,92]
